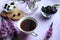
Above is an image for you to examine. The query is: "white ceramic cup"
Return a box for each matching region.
[18,17,38,37]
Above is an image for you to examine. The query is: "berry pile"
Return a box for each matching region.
[6,17,18,40]
[41,6,57,14]
[0,18,8,40]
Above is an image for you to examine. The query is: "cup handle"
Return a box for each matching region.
[31,31,38,37]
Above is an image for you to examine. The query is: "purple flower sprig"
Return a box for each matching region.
[6,17,19,40]
[0,18,8,40]
[7,18,17,33]
[44,22,53,40]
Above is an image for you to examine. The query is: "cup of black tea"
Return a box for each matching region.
[18,17,38,37]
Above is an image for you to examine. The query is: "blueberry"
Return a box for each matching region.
[41,6,47,13]
[13,6,16,8]
[7,5,10,11]
[42,6,45,9]
[46,6,51,12]
[8,5,10,8]
[10,2,14,5]
[7,8,9,11]
[4,4,8,9]
[5,4,8,7]
[51,7,57,14]
[4,6,6,9]
[45,6,51,10]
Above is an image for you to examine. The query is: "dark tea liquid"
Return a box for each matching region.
[20,19,36,31]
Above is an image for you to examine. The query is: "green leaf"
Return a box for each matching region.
[52,4,60,7]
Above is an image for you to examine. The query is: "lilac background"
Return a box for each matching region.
[0,0,60,40]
